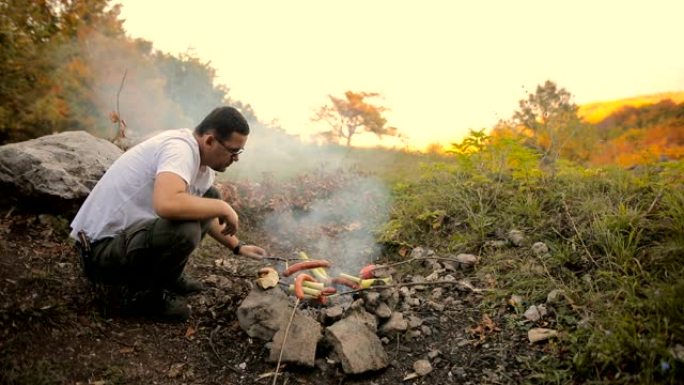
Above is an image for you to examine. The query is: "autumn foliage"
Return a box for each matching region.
[490,81,684,168]
[0,0,254,145]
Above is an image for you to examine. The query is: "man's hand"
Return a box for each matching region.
[238,245,267,261]
[218,201,239,236]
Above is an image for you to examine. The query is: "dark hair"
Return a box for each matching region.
[195,106,250,140]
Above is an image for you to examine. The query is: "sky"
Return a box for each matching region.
[116,0,684,150]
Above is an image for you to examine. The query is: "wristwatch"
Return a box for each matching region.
[232,241,244,255]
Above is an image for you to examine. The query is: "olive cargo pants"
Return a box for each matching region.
[81,187,220,291]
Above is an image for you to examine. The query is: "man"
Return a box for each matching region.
[70,106,266,321]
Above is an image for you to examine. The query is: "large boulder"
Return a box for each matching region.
[237,286,292,341]
[268,312,322,367]
[0,131,122,211]
[326,316,389,374]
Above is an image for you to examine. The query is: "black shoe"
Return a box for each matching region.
[124,291,190,322]
[169,275,205,295]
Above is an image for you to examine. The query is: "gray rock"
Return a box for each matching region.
[324,305,344,323]
[425,270,441,282]
[344,300,378,332]
[546,289,565,304]
[380,311,408,335]
[421,325,433,336]
[441,260,457,271]
[508,294,524,308]
[237,286,291,341]
[427,300,445,312]
[431,287,444,299]
[326,317,389,374]
[268,312,322,367]
[407,329,422,340]
[380,288,400,309]
[524,305,544,322]
[0,131,122,210]
[408,315,423,329]
[508,229,525,246]
[374,302,392,319]
[455,253,479,268]
[413,359,433,376]
[532,242,549,256]
[362,291,380,308]
[409,246,428,259]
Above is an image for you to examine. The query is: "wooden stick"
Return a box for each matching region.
[561,198,599,268]
[208,325,240,373]
[382,256,465,268]
[115,69,127,137]
[272,297,300,385]
[327,280,487,298]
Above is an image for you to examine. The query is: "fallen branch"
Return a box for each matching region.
[272,297,300,385]
[383,256,465,269]
[263,256,300,262]
[561,197,599,269]
[209,325,240,373]
[328,280,488,298]
[115,69,127,138]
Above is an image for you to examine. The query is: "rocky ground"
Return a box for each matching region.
[0,209,549,385]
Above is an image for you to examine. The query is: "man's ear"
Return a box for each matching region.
[203,134,215,146]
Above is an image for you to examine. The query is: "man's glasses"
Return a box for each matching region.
[216,139,244,156]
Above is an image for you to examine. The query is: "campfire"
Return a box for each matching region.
[238,248,481,378]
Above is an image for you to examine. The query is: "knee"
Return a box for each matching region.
[168,221,202,252]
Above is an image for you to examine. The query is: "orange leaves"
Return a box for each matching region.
[467,314,500,341]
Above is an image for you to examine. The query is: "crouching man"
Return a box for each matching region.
[70,106,266,321]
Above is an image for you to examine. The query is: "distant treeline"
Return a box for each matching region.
[488,81,684,167]
[0,0,256,145]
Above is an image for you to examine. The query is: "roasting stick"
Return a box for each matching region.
[381,255,466,268]
[272,297,300,385]
[327,280,489,298]
[262,256,299,262]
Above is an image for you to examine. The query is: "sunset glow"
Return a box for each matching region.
[117,0,684,150]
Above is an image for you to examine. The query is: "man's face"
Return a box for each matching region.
[209,132,248,172]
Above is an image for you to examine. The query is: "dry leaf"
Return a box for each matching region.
[256,267,279,289]
[467,314,500,341]
[184,325,196,338]
[119,346,134,354]
[528,328,558,343]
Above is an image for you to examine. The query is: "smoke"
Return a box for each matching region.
[73,31,393,269]
[262,175,391,274]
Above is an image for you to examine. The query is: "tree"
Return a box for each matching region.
[0,0,125,143]
[512,80,586,165]
[312,91,397,147]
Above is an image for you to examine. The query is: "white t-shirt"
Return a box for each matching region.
[70,128,215,241]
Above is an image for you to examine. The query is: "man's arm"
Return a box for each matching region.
[207,218,266,261]
[153,172,238,234]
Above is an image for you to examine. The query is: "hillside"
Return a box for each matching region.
[579,91,684,123]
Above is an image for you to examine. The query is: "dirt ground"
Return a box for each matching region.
[0,209,545,385]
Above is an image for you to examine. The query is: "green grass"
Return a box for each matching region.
[376,135,684,384]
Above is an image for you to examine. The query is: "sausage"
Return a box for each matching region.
[321,287,337,295]
[298,251,329,280]
[283,260,332,277]
[359,264,378,279]
[332,277,360,290]
[294,273,316,299]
